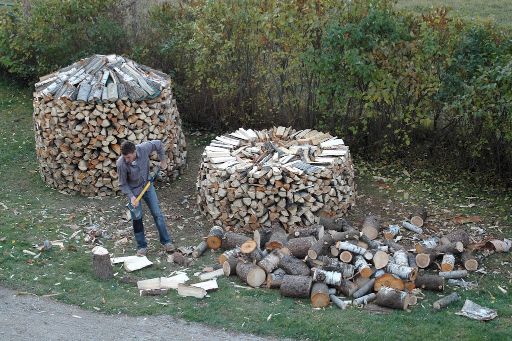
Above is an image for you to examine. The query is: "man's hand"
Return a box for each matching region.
[131,196,139,208]
[160,160,168,169]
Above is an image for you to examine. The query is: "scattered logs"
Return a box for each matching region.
[33,54,186,196]
[197,127,356,231]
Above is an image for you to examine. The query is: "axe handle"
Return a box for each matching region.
[134,180,151,205]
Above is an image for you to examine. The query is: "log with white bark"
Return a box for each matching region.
[402,221,423,234]
[386,262,417,281]
[438,270,468,279]
[197,128,356,232]
[33,55,186,196]
[354,255,373,278]
[352,278,376,299]
[335,241,372,260]
[353,293,376,305]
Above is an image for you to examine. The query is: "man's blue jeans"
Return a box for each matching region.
[130,184,171,249]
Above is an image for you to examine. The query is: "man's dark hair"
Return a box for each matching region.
[121,141,136,155]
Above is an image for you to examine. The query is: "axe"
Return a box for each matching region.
[125,166,160,217]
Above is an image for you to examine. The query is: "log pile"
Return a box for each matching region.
[197,127,356,232]
[196,212,509,310]
[33,54,187,196]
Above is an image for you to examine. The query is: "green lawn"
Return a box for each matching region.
[397,0,512,29]
[0,78,511,340]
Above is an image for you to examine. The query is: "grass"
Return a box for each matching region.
[0,77,511,340]
[396,0,512,30]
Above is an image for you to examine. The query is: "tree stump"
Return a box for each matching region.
[92,246,113,280]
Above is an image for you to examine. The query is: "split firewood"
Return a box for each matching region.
[410,207,427,228]
[311,282,330,308]
[199,268,224,281]
[192,240,208,258]
[236,261,266,287]
[414,275,445,291]
[279,255,311,276]
[177,284,207,299]
[266,268,287,289]
[374,273,405,292]
[206,226,224,250]
[433,292,460,310]
[222,232,251,250]
[361,215,380,240]
[438,270,468,279]
[191,279,219,291]
[287,236,317,259]
[33,55,186,196]
[461,251,478,271]
[92,246,113,280]
[198,128,356,231]
[375,287,411,310]
[307,234,334,259]
[280,275,313,298]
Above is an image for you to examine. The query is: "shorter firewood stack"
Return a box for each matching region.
[197,127,356,232]
[196,213,510,310]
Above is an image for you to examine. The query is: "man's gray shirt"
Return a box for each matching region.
[116,140,165,198]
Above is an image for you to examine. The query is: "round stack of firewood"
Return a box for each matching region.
[197,127,356,231]
[33,54,187,196]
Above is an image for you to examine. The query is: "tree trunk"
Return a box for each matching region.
[92,246,113,280]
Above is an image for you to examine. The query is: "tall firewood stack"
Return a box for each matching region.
[32,54,187,196]
[197,127,356,232]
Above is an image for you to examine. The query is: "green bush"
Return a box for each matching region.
[0,0,127,80]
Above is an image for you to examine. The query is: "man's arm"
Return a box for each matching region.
[139,140,166,161]
[116,159,134,198]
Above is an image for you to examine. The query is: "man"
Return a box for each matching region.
[116,140,175,256]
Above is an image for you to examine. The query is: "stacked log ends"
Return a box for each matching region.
[33,54,187,196]
[197,127,356,232]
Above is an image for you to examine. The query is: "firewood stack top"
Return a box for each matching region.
[33,55,187,196]
[197,127,356,232]
[34,54,169,102]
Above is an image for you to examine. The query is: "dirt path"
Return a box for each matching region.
[0,286,283,341]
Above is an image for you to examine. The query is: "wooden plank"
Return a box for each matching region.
[320,149,347,157]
